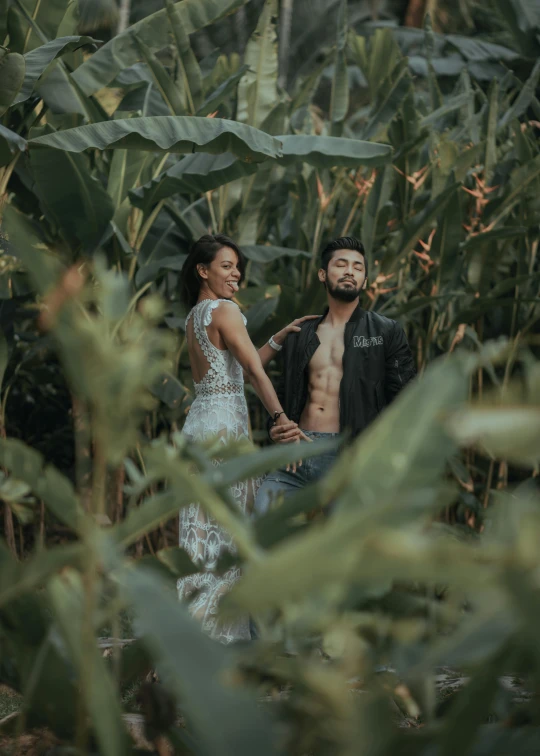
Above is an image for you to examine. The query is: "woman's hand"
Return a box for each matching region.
[271,315,320,346]
[270,421,308,444]
[271,416,312,473]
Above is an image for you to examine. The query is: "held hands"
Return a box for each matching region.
[271,315,320,346]
[271,416,312,473]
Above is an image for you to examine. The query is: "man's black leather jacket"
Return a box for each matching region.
[271,303,416,439]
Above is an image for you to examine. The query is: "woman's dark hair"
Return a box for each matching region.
[320,236,367,278]
[179,234,246,310]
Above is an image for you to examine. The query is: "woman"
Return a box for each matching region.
[178,234,314,643]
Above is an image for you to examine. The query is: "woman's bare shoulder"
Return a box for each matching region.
[212,299,243,319]
[211,299,247,329]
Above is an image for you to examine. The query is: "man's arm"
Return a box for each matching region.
[384,321,416,404]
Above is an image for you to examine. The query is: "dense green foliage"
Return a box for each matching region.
[0,0,539,753]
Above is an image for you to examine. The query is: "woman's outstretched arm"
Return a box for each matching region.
[256,315,320,368]
[214,304,292,428]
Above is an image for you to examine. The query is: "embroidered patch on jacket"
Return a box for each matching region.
[353,335,384,347]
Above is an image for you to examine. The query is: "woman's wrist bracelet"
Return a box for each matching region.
[268,335,282,351]
[272,410,285,425]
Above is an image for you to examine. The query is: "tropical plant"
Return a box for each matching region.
[0,219,539,754]
[0,0,539,750]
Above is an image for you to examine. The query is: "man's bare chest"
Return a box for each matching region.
[309,327,345,373]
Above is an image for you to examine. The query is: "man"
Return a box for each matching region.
[255,236,416,514]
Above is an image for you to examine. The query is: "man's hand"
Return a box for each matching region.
[271,420,312,473]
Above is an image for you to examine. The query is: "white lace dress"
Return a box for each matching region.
[178,298,257,644]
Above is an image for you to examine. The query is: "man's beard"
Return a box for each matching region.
[326,278,361,302]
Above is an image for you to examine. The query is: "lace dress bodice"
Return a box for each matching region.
[186,299,246,398]
[178,298,257,644]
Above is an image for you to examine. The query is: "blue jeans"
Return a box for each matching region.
[254,430,339,516]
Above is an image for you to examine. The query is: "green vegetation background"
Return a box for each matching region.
[0,0,539,753]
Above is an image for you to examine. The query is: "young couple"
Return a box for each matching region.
[177,233,415,643]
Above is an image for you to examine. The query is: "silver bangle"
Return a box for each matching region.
[268,335,283,352]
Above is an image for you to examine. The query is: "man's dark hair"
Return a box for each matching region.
[320,237,367,277]
[179,233,246,310]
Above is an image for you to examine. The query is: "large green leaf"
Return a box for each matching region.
[0,438,88,534]
[348,27,401,100]
[29,141,114,252]
[129,152,259,211]
[362,163,395,262]
[131,32,187,116]
[28,116,283,162]
[135,254,187,287]
[237,0,279,128]
[107,149,151,233]
[35,60,104,120]
[362,60,412,141]
[207,437,339,491]
[419,93,470,128]
[277,134,392,168]
[498,57,540,130]
[197,64,248,117]
[447,406,540,467]
[397,182,461,263]
[460,226,528,251]
[13,35,97,105]
[245,295,278,334]
[2,203,62,293]
[485,79,498,184]
[445,34,522,63]
[424,12,443,111]
[0,124,27,167]
[329,0,349,132]
[72,0,249,95]
[242,244,310,263]
[0,543,84,607]
[113,438,337,548]
[117,565,279,756]
[0,48,25,115]
[48,572,130,756]
[165,0,203,113]
[493,0,540,56]
[430,181,464,285]
[484,153,540,224]
[115,63,171,117]
[16,0,70,52]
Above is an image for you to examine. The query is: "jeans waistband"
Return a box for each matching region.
[301,429,340,440]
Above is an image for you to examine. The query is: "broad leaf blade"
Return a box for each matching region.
[237,0,279,128]
[329,0,349,132]
[72,0,249,95]
[165,0,203,113]
[0,124,27,167]
[0,49,25,115]
[277,134,392,168]
[30,143,114,252]
[129,152,259,211]
[14,35,98,105]
[241,244,310,263]
[117,565,279,756]
[131,31,187,116]
[28,116,283,162]
[48,572,130,756]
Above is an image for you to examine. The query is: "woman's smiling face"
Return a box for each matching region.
[197,246,241,299]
